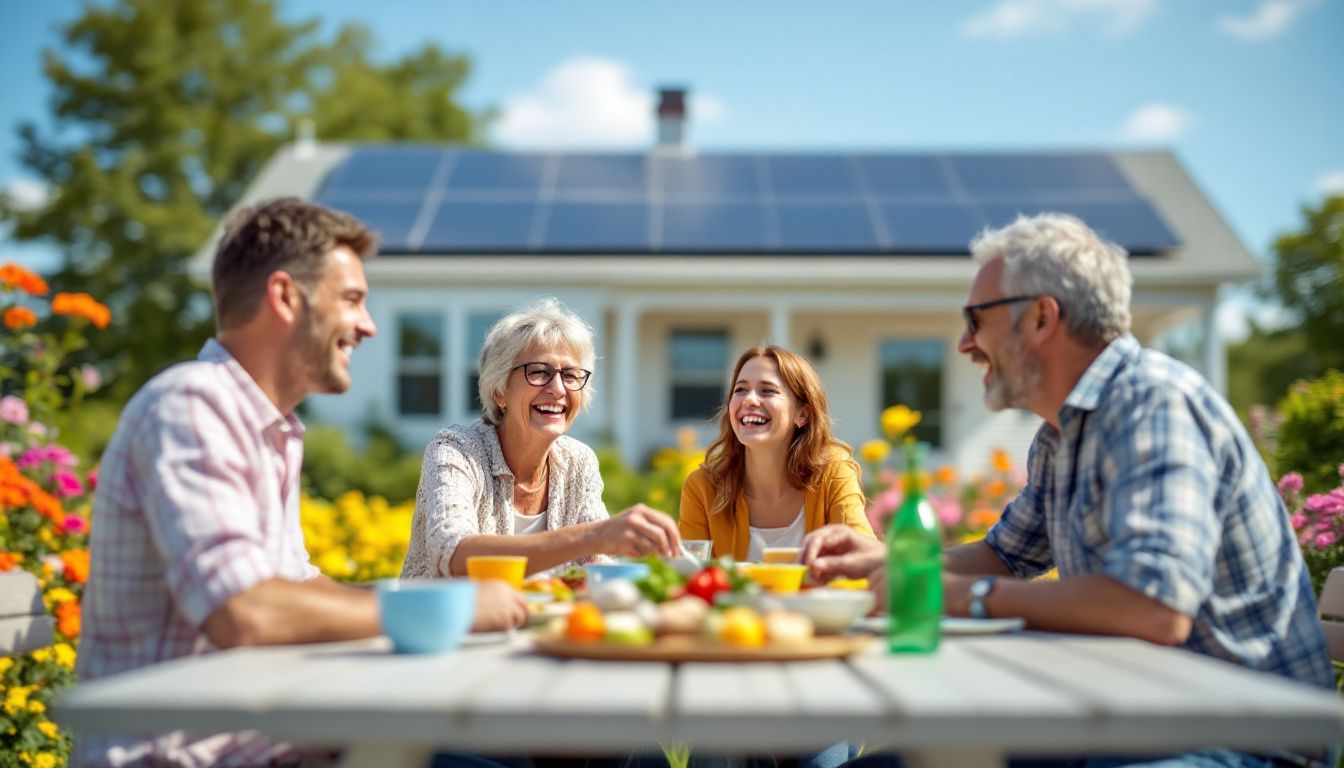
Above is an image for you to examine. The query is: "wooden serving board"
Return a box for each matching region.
[532,633,873,662]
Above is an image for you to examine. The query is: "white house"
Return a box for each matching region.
[200,91,1259,472]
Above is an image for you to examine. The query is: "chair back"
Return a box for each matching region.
[0,571,54,657]
[1320,567,1344,664]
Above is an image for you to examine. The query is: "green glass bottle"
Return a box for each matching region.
[886,440,943,653]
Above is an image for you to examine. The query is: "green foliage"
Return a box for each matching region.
[1274,370,1344,495]
[596,446,692,519]
[1226,323,1316,422]
[1,0,488,397]
[301,424,423,504]
[1266,195,1344,374]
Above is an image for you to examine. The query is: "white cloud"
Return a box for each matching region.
[1121,103,1191,142]
[1315,169,1344,196]
[493,56,727,150]
[961,0,1157,39]
[2,178,50,212]
[1218,0,1322,40]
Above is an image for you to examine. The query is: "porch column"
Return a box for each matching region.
[1202,295,1227,395]
[613,301,641,467]
[769,303,791,347]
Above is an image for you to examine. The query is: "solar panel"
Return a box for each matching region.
[542,202,649,251]
[314,148,1179,254]
[420,201,536,251]
[856,156,954,198]
[660,202,770,250]
[318,198,422,252]
[446,151,548,192]
[655,155,761,199]
[775,203,878,251]
[880,203,988,252]
[321,147,446,193]
[554,155,648,195]
[768,156,856,197]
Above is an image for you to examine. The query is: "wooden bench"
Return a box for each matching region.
[1321,567,1344,665]
[0,571,54,657]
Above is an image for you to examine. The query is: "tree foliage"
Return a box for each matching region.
[1,0,487,396]
[1266,195,1344,374]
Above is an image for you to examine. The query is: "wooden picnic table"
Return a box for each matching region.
[53,631,1344,768]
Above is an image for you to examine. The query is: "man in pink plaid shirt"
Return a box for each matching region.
[76,198,527,768]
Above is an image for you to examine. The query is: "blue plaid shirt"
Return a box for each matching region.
[984,334,1333,689]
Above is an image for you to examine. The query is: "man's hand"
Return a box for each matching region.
[470,579,529,632]
[801,524,885,583]
[596,505,681,559]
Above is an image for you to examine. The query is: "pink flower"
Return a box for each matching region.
[61,514,88,535]
[52,469,84,498]
[1314,531,1338,549]
[80,364,102,392]
[933,496,964,528]
[1290,513,1308,531]
[87,468,98,491]
[1305,491,1344,518]
[1276,473,1304,496]
[0,395,27,425]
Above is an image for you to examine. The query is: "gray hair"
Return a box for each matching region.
[478,297,597,425]
[970,213,1132,347]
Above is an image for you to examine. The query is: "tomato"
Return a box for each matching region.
[565,602,605,642]
[685,566,732,604]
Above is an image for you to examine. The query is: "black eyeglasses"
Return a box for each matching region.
[962,295,1057,336]
[510,361,593,391]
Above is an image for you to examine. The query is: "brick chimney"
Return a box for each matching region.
[656,87,688,152]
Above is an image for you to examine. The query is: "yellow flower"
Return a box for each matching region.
[859,439,891,465]
[52,643,76,668]
[32,753,58,768]
[28,699,46,714]
[37,721,59,739]
[30,648,51,663]
[44,587,76,605]
[881,405,922,439]
[647,488,667,504]
[0,657,14,675]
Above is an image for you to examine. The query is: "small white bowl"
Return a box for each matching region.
[772,589,876,634]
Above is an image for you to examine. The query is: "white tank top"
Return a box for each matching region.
[746,507,805,562]
[513,510,548,535]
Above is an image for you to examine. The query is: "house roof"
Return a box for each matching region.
[195,141,1261,286]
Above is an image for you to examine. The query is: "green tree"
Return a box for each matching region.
[1266,195,1344,374]
[1,0,487,397]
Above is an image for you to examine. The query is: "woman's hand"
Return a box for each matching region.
[801,524,885,582]
[595,505,681,559]
[470,579,530,632]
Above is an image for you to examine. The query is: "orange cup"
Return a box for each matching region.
[465,555,528,589]
[761,547,801,564]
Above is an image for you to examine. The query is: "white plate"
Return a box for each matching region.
[853,616,1025,635]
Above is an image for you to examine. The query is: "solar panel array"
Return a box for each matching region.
[315,148,1179,255]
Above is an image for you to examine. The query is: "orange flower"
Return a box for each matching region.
[0,551,18,572]
[60,549,90,585]
[990,449,1014,474]
[51,292,111,329]
[969,506,1002,530]
[985,479,1007,499]
[56,600,81,638]
[3,305,36,329]
[0,262,49,296]
[934,465,958,486]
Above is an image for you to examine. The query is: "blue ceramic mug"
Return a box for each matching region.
[376,579,478,654]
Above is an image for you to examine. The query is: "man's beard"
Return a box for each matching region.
[294,300,350,395]
[984,330,1042,411]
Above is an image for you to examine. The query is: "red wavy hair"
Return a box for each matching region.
[702,345,852,519]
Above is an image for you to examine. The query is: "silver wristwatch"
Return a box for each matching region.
[968,575,997,619]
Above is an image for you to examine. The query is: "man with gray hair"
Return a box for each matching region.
[805,213,1332,767]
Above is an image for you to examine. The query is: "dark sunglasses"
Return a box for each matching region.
[510,361,593,391]
[962,295,1059,336]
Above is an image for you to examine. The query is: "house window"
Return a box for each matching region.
[670,330,729,421]
[397,312,443,417]
[465,311,505,413]
[879,339,943,447]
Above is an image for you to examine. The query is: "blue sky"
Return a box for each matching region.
[3,0,1342,337]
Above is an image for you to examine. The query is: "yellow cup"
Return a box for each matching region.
[761,547,801,564]
[465,555,528,589]
[744,563,808,594]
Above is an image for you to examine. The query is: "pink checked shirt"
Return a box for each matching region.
[76,340,324,768]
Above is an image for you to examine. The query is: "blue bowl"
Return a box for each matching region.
[376,579,477,654]
[585,562,651,585]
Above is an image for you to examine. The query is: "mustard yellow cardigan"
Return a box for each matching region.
[678,456,877,561]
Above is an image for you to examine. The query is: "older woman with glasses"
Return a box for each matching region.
[402,297,682,580]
